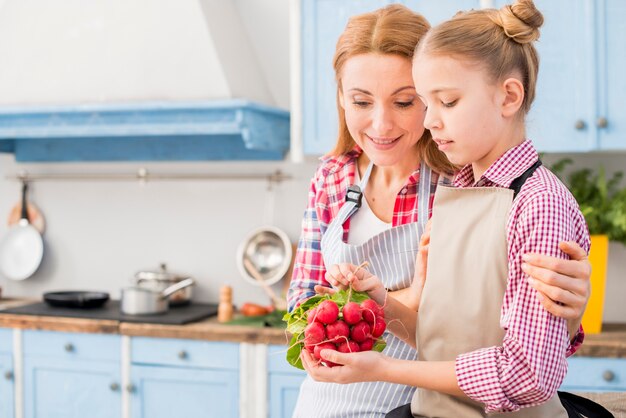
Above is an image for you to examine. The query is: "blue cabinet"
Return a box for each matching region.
[562,357,626,392]
[301,0,480,155]
[22,331,121,418]
[0,329,14,418]
[130,337,239,418]
[495,0,626,151]
[268,345,306,418]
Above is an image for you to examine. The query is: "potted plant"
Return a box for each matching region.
[550,158,626,333]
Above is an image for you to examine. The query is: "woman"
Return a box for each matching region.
[287,4,591,417]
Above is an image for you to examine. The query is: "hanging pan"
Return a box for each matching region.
[0,182,44,280]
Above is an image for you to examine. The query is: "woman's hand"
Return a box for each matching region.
[301,346,386,384]
[323,263,386,303]
[522,241,591,337]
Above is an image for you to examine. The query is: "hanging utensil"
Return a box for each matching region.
[0,182,44,281]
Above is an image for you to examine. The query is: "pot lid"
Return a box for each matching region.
[135,263,189,281]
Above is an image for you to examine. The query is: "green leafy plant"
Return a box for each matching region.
[550,158,626,245]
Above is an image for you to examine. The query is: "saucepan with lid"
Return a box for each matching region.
[121,278,195,315]
[133,263,194,306]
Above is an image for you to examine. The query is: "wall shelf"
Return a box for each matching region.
[0,100,290,162]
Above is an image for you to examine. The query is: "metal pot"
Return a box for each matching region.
[134,263,194,306]
[121,278,195,315]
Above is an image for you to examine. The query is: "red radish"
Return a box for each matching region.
[350,320,371,343]
[313,342,336,361]
[359,338,374,351]
[304,321,325,345]
[361,299,382,324]
[371,316,386,338]
[316,300,339,324]
[326,319,350,343]
[307,307,318,324]
[342,302,362,325]
[338,340,360,353]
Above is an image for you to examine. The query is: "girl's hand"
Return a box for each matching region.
[522,241,590,321]
[301,347,385,384]
[410,221,431,311]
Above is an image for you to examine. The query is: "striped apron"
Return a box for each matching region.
[292,161,433,418]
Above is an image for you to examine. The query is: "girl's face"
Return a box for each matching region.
[412,53,511,174]
[339,53,426,168]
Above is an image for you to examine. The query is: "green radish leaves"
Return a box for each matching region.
[283,289,386,370]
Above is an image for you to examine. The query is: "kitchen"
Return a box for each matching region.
[0,0,625,417]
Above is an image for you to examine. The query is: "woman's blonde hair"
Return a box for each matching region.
[329,4,456,175]
[416,0,544,115]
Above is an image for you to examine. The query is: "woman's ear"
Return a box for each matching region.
[338,88,346,110]
[501,77,524,117]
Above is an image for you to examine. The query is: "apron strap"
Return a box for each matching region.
[417,161,432,236]
[338,161,374,224]
[509,159,542,199]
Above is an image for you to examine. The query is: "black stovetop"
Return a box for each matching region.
[1,300,218,325]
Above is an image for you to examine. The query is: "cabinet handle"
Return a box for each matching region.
[109,382,120,391]
[178,350,188,360]
[64,343,75,353]
[574,120,586,130]
[4,371,13,380]
[126,384,136,393]
[602,370,615,382]
[597,117,608,128]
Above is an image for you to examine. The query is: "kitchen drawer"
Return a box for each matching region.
[268,344,306,375]
[0,328,11,353]
[23,330,120,362]
[562,357,626,391]
[131,337,238,370]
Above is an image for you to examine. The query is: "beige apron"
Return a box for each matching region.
[411,185,568,418]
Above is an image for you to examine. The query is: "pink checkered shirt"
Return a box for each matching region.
[287,148,441,309]
[454,140,590,413]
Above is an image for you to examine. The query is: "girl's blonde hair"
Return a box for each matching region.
[329,4,456,175]
[416,0,544,115]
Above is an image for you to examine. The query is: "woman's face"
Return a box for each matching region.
[339,53,426,168]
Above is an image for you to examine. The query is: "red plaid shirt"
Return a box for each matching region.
[454,140,590,413]
[287,148,441,308]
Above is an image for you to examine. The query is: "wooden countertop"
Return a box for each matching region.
[0,298,289,345]
[0,298,624,352]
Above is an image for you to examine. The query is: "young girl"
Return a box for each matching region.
[302,1,598,417]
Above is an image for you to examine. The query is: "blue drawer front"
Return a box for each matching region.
[268,345,306,375]
[563,357,626,391]
[23,330,120,362]
[0,328,12,353]
[131,337,239,370]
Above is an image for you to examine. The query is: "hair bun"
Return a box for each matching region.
[497,0,543,44]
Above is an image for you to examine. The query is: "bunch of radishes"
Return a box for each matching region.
[302,298,386,366]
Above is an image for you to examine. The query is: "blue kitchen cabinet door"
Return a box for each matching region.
[269,373,307,418]
[562,357,626,392]
[130,364,239,418]
[301,0,481,156]
[23,357,121,418]
[267,345,306,418]
[597,0,626,150]
[0,353,14,418]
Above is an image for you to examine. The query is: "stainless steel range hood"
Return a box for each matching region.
[0,0,289,161]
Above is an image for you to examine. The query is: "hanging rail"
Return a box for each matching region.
[5,168,292,184]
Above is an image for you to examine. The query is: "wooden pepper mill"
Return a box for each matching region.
[217,285,233,323]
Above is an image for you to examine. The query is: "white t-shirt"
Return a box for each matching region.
[347,170,392,245]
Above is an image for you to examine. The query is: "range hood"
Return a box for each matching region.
[0,0,289,161]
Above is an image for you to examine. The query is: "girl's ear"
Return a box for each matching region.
[501,77,524,117]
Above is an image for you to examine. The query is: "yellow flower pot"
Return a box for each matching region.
[581,235,609,334]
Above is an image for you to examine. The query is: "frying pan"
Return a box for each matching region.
[44,291,110,309]
[0,182,44,280]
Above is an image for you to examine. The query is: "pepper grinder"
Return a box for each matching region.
[218,285,233,323]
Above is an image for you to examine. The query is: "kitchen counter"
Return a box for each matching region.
[0,298,624,352]
[0,298,287,345]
